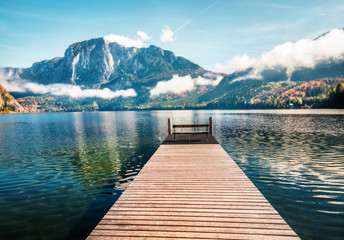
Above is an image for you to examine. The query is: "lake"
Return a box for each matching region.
[0,109,344,239]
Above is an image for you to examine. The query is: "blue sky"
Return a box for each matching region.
[1,0,344,71]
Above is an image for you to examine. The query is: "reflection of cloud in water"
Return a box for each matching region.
[70,112,123,181]
[119,111,137,137]
[71,112,87,158]
[97,112,122,176]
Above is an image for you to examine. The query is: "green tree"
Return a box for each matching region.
[327,83,344,108]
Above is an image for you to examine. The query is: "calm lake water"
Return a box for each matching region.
[0,109,344,240]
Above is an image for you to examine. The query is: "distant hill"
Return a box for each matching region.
[204,78,344,109]
[198,58,344,105]
[0,85,25,113]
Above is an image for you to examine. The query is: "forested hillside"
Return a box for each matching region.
[205,78,344,109]
[0,85,25,113]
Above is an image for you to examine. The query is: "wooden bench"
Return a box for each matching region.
[168,117,213,141]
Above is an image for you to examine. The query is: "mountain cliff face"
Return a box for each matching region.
[6,38,208,94]
[0,85,25,113]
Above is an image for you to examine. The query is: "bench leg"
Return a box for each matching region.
[174,133,176,141]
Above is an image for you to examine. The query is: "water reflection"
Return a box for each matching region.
[0,111,165,240]
[0,110,344,239]
[214,113,344,240]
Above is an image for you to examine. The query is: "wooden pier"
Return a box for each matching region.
[88,118,299,239]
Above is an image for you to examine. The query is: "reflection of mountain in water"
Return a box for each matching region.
[66,111,165,239]
[68,112,164,189]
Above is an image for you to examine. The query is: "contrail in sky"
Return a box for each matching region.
[173,0,221,33]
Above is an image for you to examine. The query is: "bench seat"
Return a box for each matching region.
[173,124,209,128]
[173,131,209,134]
[168,117,213,142]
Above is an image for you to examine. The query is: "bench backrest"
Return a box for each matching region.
[168,117,213,135]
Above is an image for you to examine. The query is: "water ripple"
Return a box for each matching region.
[0,110,344,239]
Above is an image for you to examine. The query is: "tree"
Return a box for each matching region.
[327,83,344,108]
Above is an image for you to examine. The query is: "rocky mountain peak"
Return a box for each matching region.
[6,36,206,94]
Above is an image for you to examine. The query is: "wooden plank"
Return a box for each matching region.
[93,224,297,236]
[89,230,299,239]
[101,215,288,224]
[88,142,299,239]
[104,211,284,219]
[107,208,280,215]
[120,195,266,199]
[112,203,275,210]
[98,220,292,230]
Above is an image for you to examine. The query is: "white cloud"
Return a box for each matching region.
[231,73,262,83]
[103,30,151,48]
[150,74,222,97]
[160,26,175,42]
[32,84,137,99]
[159,0,219,43]
[137,31,151,41]
[1,71,221,99]
[0,71,26,92]
[214,54,256,73]
[195,75,223,86]
[213,28,344,81]
[0,72,137,99]
[150,75,194,96]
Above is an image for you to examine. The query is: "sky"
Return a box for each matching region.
[1,0,344,72]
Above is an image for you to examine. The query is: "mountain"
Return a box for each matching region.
[4,37,216,96]
[0,85,25,113]
[200,59,344,103]
[2,28,344,111]
[200,29,344,105]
